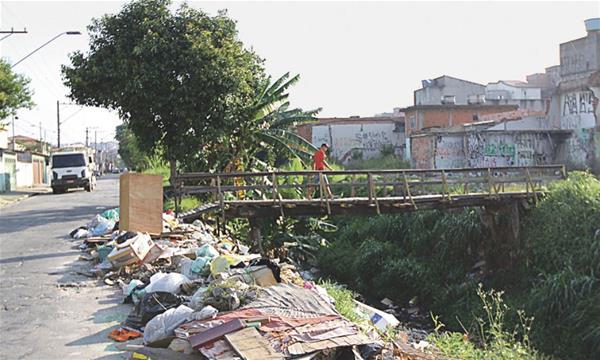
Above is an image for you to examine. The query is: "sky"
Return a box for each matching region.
[1,0,598,146]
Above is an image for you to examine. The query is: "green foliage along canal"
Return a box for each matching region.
[318,172,600,360]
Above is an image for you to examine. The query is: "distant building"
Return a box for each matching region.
[485,80,546,111]
[296,116,406,164]
[546,18,600,170]
[414,75,486,106]
[1,132,50,192]
[401,104,518,136]
[559,18,600,83]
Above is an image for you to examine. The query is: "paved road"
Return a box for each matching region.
[0,175,130,360]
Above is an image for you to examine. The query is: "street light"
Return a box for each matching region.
[11,31,81,68]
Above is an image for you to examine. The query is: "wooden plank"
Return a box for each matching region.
[225,327,283,360]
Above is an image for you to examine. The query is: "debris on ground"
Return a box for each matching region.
[68,208,442,359]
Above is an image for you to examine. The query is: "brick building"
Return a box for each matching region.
[401,104,518,136]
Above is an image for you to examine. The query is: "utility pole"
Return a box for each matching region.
[11,115,17,150]
[39,121,42,153]
[0,28,27,42]
[56,100,60,148]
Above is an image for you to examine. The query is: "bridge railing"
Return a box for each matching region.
[173,165,566,216]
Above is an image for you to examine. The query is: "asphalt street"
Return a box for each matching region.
[0,175,130,360]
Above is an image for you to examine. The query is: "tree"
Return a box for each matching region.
[115,124,149,171]
[0,59,34,123]
[62,0,266,179]
[217,72,321,172]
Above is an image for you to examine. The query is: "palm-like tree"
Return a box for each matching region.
[227,72,321,172]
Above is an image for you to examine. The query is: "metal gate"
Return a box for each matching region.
[4,157,17,191]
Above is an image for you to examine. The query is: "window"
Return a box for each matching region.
[52,154,86,168]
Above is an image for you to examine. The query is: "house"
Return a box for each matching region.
[401,103,518,137]
[0,131,50,192]
[485,80,546,111]
[414,75,486,106]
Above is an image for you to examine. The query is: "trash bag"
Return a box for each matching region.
[188,305,218,321]
[125,291,184,329]
[144,272,190,294]
[191,256,211,274]
[115,231,138,244]
[70,226,89,238]
[196,244,219,258]
[72,228,91,239]
[90,215,115,236]
[143,305,194,345]
[101,208,120,222]
[122,279,144,303]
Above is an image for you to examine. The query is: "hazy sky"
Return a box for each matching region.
[1,0,598,145]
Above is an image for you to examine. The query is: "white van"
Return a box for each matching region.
[51,151,97,194]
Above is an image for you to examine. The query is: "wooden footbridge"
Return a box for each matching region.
[173,165,566,221]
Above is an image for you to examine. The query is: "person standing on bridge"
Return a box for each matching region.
[307,143,334,200]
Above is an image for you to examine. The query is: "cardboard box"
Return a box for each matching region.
[120,173,163,234]
[107,233,154,267]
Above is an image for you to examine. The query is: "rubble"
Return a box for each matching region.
[68,207,440,359]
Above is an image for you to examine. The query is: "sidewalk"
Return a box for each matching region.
[0,186,52,208]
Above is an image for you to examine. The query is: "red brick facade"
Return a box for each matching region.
[402,105,518,136]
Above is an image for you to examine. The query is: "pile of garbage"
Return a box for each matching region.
[69,208,438,359]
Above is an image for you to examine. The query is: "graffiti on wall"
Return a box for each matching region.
[559,91,597,168]
[434,135,465,168]
[312,123,404,164]
[561,91,595,129]
[462,133,553,168]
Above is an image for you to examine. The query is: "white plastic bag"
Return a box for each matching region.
[188,305,218,321]
[144,272,190,294]
[143,305,194,344]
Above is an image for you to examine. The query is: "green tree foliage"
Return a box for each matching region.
[62,0,265,173]
[0,59,34,123]
[114,124,149,171]
[211,72,321,172]
[521,172,600,358]
[318,210,483,314]
[318,172,600,359]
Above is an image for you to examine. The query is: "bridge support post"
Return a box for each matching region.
[481,201,521,271]
[248,217,263,254]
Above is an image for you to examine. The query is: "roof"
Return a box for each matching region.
[10,135,40,143]
[410,129,572,138]
[311,116,405,125]
[478,109,546,122]
[399,104,518,112]
[433,75,485,87]
[488,80,540,88]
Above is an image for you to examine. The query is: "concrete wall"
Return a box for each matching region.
[411,131,563,169]
[547,89,598,169]
[311,123,405,163]
[560,31,600,81]
[415,77,485,105]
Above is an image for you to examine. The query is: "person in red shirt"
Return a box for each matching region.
[308,143,333,199]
